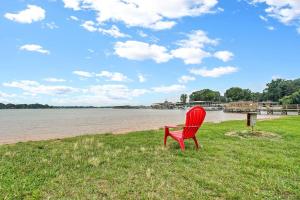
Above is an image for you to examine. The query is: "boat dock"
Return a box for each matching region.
[224,102,300,115]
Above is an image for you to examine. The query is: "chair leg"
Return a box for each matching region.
[164,133,168,146]
[192,137,200,149]
[179,139,185,151]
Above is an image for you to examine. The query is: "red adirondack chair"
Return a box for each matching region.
[164,106,206,151]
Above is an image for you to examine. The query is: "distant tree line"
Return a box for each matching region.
[0,103,53,109]
[180,78,300,104]
[0,103,99,109]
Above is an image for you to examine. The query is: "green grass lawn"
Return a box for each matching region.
[1,117,300,199]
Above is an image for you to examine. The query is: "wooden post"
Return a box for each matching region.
[281,110,287,115]
[267,109,273,115]
[298,104,300,115]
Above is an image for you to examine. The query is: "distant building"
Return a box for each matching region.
[151,101,175,109]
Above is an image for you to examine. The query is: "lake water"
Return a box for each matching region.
[0,109,279,144]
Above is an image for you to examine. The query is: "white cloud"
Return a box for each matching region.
[45,22,59,29]
[81,21,128,38]
[0,91,15,103]
[176,30,218,48]
[53,84,149,106]
[3,80,77,96]
[138,74,147,83]
[73,70,129,81]
[152,84,185,93]
[171,47,210,64]
[20,44,50,54]
[81,21,97,32]
[62,0,218,30]
[98,25,129,38]
[63,0,81,10]
[114,40,172,63]
[89,84,148,99]
[214,51,234,62]
[138,30,148,38]
[114,29,233,64]
[96,71,129,82]
[171,30,219,64]
[73,70,94,78]
[297,27,300,34]
[0,91,15,98]
[267,26,275,30]
[178,75,196,83]
[4,5,45,24]
[189,66,238,78]
[259,15,268,22]
[251,0,300,33]
[69,15,79,21]
[44,78,66,82]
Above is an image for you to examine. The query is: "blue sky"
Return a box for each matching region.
[1,0,300,106]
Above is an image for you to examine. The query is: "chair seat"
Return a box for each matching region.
[169,130,183,139]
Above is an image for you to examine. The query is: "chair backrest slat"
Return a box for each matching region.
[183,106,206,139]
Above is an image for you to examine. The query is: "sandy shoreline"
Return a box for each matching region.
[0,110,281,145]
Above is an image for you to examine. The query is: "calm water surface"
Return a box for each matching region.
[0,109,278,144]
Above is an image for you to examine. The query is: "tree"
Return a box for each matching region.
[225,87,252,102]
[280,89,300,104]
[189,89,221,102]
[262,79,296,102]
[180,94,187,104]
[251,92,263,102]
[0,103,5,109]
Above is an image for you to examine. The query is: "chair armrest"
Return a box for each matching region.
[183,126,199,128]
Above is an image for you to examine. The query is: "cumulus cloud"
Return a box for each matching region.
[45,22,59,29]
[170,30,219,64]
[81,21,129,38]
[138,74,147,83]
[53,84,149,106]
[73,70,94,78]
[259,15,268,22]
[20,44,50,54]
[114,40,172,63]
[3,80,77,96]
[0,91,15,103]
[189,66,238,78]
[69,15,79,21]
[62,0,218,30]
[98,25,129,38]
[73,70,129,82]
[178,75,196,83]
[138,30,148,38]
[96,71,129,82]
[44,78,66,82]
[176,30,218,48]
[267,26,275,31]
[114,29,233,64]
[63,0,81,10]
[171,48,210,64]
[0,91,15,98]
[152,84,185,93]
[250,0,300,33]
[4,5,45,24]
[214,51,234,62]
[89,84,148,99]
[81,21,97,32]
